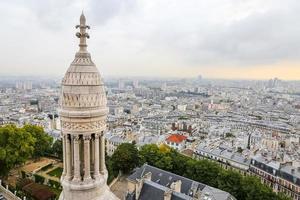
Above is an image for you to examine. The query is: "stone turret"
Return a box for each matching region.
[58,13,119,200]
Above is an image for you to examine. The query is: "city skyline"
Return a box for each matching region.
[1,0,300,80]
[0,2,300,200]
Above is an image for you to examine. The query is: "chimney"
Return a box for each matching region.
[135,179,143,200]
[291,168,295,174]
[170,180,182,193]
[143,172,152,181]
[135,172,152,200]
[203,192,212,200]
[164,189,172,200]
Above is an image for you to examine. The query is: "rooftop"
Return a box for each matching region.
[166,134,187,144]
[127,164,235,200]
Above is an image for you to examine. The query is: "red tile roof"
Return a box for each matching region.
[166,134,187,143]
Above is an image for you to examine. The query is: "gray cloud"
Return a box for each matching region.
[89,0,137,24]
[139,0,300,67]
[196,4,300,66]
[0,0,299,78]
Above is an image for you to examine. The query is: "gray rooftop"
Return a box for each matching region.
[127,164,236,200]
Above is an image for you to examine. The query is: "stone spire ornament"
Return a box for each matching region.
[76,12,90,52]
[58,13,119,200]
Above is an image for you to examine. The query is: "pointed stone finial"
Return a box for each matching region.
[76,12,90,52]
[80,11,86,25]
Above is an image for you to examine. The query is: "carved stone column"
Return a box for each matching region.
[70,135,74,170]
[91,136,95,170]
[100,133,105,173]
[62,135,67,177]
[73,135,81,182]
[84,135,92,181]
[66,134,72,180]
[94,133,100,179]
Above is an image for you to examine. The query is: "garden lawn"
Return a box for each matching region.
[47,167,63,178]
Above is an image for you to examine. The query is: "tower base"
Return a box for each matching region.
[59,172,119,200]
[58,184,119,200]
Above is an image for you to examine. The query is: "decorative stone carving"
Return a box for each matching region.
[61,93,106,108]
[83,135,91,141]
[59,13,119,200]
[73,135,80,141]
[61,120,106,132]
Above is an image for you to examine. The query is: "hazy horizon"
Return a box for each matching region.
[1,0,300,80]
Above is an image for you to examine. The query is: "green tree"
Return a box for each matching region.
[237,147,243,153]
[111,143,139,174]
[155,154,173,171]
[217,170,243,199]
[184,159,198,180]
[51,139,63,160]
[0,125,36,176]
[169,150,188,175]
[139,144,162,166]
[106,156,118,184]
[23,124,53,159]
[135,144,290,200]
[240,175,274,200]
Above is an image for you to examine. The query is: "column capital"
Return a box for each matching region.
[100,131,105,137]
[73,135,80,141]
[83,135,91,141]
[62,134,68,139]
[95,133,101,139]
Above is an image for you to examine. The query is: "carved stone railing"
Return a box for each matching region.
[0,179,24,200]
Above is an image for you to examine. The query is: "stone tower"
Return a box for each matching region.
[59,13,118,200]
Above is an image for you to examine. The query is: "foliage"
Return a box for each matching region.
[50,139,63,160]
[41,163,53,171]
[237,147,243,153]
[48,179,61,189]
[21,170,26,178]
[111,143,139,174]
[34,174,45,184]
[0,124,36,176]
[23,124,53,159]
[158,143,171,153]
[131,144,290,200]
[106,156,118,184]
[225,132,235,138]
[0,124,58,177]
[47,167,63,178]
[22,179,56,200]
[139,144,162,166]
[178,116,189,120]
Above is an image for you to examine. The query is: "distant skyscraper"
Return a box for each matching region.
[161,82,167,91]
[118,79,125,89]
[15,81,32,90]
[59,13,118,200]
[133,79,139,88]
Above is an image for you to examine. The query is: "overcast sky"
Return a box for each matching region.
[1,0,300,80]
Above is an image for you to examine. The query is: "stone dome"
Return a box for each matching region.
[61,52,107,110]
[59,14,108,120]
